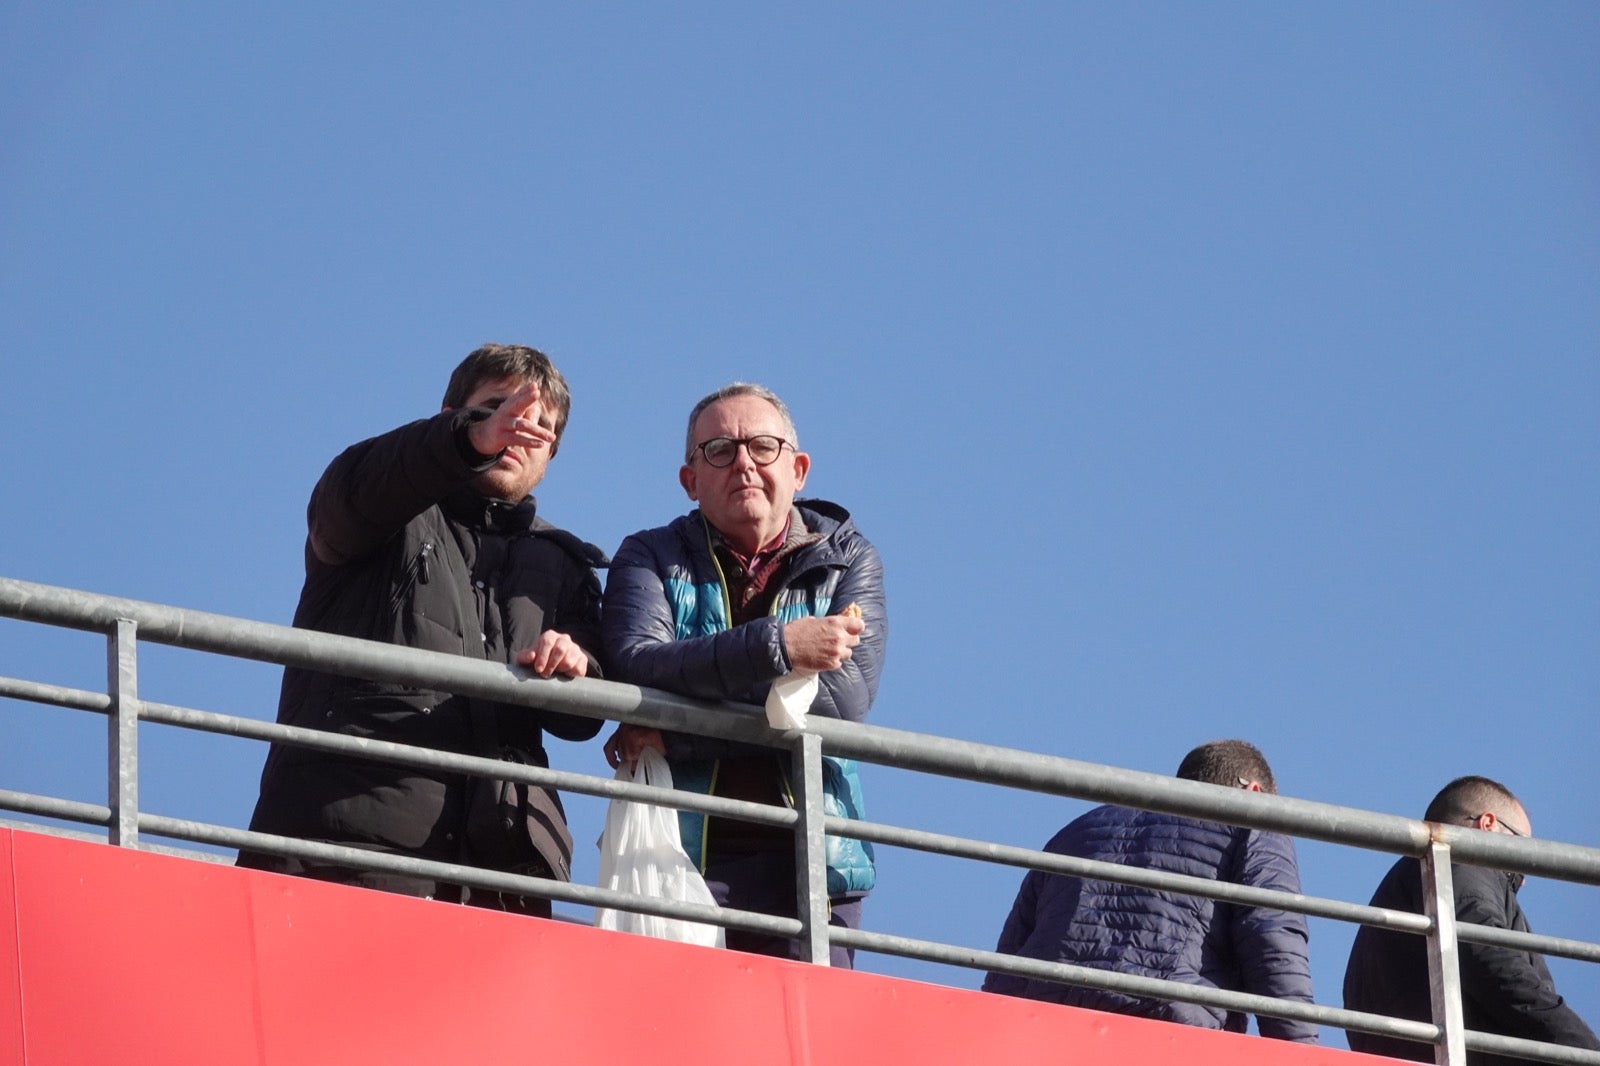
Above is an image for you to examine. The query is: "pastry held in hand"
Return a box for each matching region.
[765,670,818,730]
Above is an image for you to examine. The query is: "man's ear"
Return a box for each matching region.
[679,464,698,501]
[791,450,811,491]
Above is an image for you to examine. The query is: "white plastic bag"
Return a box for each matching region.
[594,747,725,948]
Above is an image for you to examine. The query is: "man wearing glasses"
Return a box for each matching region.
[1343,775,1599,1061]
[601,382,886,968]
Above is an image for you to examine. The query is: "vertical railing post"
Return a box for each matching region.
[791,731,831,965]
[107,618,140,847]
[1422,839,1466,1066]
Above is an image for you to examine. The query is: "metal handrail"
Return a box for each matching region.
[1,575,1597,1064]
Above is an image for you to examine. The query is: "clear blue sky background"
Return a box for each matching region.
[3,2,1596,1042]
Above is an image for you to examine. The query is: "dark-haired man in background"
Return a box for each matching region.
[982,739,1317,1042]
[1343,775,1599,1063]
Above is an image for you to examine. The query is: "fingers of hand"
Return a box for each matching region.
[828,615,862,652]
[507,380,543,415]
[484,385,550,447]
[509,418,556,446]
[543,634,587,678]
[556,641,587,678]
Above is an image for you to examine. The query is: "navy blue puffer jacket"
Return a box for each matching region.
[982,804,1317,1042]
[601,500,886,895]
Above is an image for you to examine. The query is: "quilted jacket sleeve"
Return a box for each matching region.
[602,529,790,701]
[982,869,1042,996]
[807,533,886,725]
[1233,829,1318,1042]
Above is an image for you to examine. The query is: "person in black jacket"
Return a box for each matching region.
[981,740,1317,1041]
[1343,775,1600,1063]
[239,344,606,916]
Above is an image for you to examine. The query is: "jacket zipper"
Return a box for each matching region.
[388,541,436,617]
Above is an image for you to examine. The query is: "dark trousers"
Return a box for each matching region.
[702,851,863,969]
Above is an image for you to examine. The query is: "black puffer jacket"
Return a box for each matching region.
[1344,857,1600,1063]
[245,408,604,864]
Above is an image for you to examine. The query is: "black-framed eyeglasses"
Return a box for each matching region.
[693,435,793,468]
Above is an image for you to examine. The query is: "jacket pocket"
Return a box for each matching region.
[387,540,436,618]
[335,682,448,741]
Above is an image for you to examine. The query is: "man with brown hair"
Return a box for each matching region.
[241,343,605,915]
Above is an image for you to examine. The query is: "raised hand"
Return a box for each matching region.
[466,380,556,458]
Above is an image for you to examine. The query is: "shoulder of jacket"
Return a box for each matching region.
[526,522,610,569]
[1450,860,1514,895]
[618,513,702,556]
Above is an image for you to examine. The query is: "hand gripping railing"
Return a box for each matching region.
[1,575,1598,1065]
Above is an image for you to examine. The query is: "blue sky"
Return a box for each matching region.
[3,2,1597,1039]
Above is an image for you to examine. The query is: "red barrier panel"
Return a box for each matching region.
[0,828,1398,1065]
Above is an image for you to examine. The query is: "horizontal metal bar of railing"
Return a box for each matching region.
[1453,923,1600,965]
[834,923,1438,1041]
[1468,1031,1600,1066]
[1,789,112,829]
[829,818,1600,966]
[0,676,109,713]
[1,676,798,829]
[830,814,1433,933]
[170,820,798,939]
[837,925,1600,1065]
[805,715,1600,885]
[0,787,796,940]
[0,813,230,863]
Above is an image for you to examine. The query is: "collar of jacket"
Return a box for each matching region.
[688,498,852,569]
[441,489,541,534]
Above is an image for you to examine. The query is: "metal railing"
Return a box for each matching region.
[1,575,1597,1065]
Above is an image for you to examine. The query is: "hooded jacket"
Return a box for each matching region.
[245,408,604,866]
[601,500,885,896]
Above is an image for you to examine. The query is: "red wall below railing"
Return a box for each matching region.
[0,827,1398,1065]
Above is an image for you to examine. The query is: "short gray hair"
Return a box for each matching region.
[683,382,800,462]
